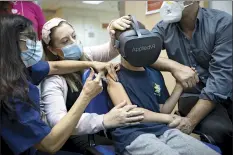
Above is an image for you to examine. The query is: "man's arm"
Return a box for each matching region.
[175,99,216,134]
[187,99,215,126]
[187,18,232,126]
[177,18,232,134]
[151,21,198,88]
[106,75,173,124]
[151,57,198,88]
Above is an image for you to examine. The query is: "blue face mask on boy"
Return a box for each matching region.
[61,42,83,60]
[21,39,43,68]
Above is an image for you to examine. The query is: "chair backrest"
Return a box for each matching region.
[82,69,110,114]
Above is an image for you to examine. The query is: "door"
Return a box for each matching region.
[83,16,100,46]
[66,16,85,45]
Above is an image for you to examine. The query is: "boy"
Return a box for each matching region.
[106,21,219,155]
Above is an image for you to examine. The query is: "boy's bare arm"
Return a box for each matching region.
[106,74,132,106]
[106,74,173,124]
[159,83,183,114]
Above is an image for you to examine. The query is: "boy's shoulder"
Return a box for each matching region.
[117,66,166,91]
[145,67,162,74]
[145,67,164,81]
[117,66,164,81]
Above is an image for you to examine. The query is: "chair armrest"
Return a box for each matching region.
[88,134,96,147]
[192,130,216,144]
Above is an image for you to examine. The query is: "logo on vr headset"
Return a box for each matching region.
[132,44,156,53]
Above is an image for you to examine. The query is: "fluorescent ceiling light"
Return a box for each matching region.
[82,1,103,5]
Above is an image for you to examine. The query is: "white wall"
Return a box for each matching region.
[53,7,119,47]
[209,1,232,15]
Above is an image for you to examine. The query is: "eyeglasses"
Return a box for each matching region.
[19,38,37,47]
[20,32,37,41]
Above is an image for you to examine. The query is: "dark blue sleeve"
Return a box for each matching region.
[1,99,51,155]
[29,61,50,85]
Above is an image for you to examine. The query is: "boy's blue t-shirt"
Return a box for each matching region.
[109,66,170,153]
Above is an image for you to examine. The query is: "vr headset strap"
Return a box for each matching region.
[130,15,142,38]
[114,40,120,48]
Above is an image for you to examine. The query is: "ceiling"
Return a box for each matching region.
[41,0,119,12]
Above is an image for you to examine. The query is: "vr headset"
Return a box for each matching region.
[114,15,162,67]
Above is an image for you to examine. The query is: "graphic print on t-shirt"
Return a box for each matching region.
[154,83,161,96]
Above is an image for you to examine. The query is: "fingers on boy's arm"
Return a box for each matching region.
[106,74,117,84]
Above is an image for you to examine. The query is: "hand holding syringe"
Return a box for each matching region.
[95,71,108,84]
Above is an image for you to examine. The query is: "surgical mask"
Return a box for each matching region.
[61,42,83,60]
[160,1,193,23]
[21,39,43,68]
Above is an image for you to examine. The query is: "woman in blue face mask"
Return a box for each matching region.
[0,14,109,155]
[27,16,133,86]
[40,18,145,153]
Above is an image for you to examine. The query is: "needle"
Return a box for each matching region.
[94,72,107,82]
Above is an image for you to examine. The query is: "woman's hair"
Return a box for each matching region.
[42,21,90,92]
[0,14,36,119]
[0,1,12,14]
